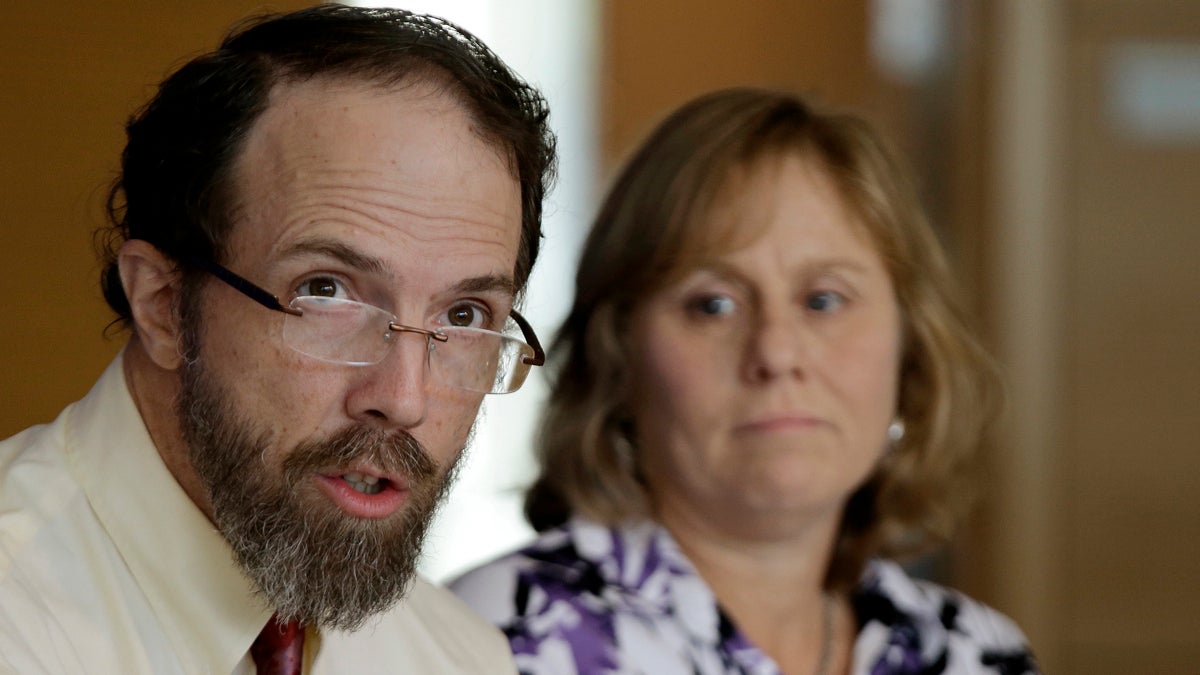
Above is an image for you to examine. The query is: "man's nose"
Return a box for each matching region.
[344,330,432,430]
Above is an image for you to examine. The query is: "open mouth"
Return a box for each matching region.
[315,470,409,519]
[342,471,387,495]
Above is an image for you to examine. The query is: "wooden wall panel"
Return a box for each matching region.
[982,0,1200,671]
[1063,1,1200,670]
[1,3,311,438]
[600,1,877,169]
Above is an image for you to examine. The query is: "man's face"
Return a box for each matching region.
[176,77,522,629]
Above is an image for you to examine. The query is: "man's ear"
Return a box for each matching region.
[118,240,189,370]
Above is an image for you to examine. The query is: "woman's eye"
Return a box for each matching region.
[297,277,344,298]
[446,303,489,328]
[690,294,736,317]
[805,291,846,313]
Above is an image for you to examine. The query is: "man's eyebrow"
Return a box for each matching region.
[451,274,519,298]
[280,238,517,297]
[279,238,389,276]
[278,239,518,296]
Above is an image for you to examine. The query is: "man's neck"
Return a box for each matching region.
[123,338,215,522]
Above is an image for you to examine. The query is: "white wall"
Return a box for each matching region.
[352,0,599,582]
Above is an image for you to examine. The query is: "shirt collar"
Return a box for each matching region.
[64,353,271,673]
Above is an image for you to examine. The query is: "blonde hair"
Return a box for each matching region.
[526,88,1000,588]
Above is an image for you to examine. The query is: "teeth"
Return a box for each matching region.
[342,473,384,495]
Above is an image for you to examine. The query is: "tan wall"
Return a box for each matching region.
[972,0,1200,672]
[600,1,879,169]
[1060,2,1200,670]
[1,3,310,438]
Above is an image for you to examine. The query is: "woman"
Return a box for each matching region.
[451,89,1038,674]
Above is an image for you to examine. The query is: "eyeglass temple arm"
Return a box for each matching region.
[187,253,545,366]
[510,309,545,367]
[184,256,303,317]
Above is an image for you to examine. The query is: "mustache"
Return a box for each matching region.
[280,425,438,488]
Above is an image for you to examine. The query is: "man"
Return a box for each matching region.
[0,5,554,673]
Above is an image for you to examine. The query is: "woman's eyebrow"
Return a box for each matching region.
[710,256,872,277]
[279,238,389,277]
[806,258,873,276]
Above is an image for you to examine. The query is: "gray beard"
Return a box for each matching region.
[176,356,462,631]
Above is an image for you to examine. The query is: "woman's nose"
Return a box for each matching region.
[743,309,808,382]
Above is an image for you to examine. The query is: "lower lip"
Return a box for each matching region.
[737,418,826,434]
[314,474,408,519]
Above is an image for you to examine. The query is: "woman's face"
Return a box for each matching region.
[627,154,903,541]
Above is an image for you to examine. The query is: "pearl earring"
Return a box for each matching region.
[887,419,906,444]
[611,424,637,473]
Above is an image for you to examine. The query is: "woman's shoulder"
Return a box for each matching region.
[447,523,575,620]
[448,519,664,674]
[855,560,1040,673]
[451,517,669,595]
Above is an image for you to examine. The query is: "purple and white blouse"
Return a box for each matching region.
[450,517,1039,674]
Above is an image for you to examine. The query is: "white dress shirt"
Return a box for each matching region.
[0,354,515,674]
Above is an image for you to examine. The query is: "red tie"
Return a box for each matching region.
[251,615,305,675]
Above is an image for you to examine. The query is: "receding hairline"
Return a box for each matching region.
[220,70,520,244]
[263,66,520,170]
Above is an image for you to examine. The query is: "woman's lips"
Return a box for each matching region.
[735,414,828,434]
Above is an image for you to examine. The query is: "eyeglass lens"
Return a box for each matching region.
[280,296,534,394]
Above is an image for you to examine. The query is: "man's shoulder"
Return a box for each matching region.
[0,408,70,483]
[0,406,80,568]
[1,358,124,522]
[0,365,119,560]
[0,413,125,674]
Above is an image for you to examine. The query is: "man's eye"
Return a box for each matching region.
[806,291,845,312]
[297,277,343,298]
[447,304,488,328]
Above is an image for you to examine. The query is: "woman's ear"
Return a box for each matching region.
[117,240,187,370]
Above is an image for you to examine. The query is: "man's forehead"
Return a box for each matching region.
[221,75,523,291]
[255,77,457,146]
[233,76,513,193]
[259,75,493,148]
[266,74,427,113]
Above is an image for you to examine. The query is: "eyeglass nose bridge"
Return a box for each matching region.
[386,322,450,344]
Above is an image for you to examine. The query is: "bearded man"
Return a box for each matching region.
[0,5,555,673]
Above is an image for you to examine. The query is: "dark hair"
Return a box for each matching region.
[99,3,555,323]
[526,88,999,589]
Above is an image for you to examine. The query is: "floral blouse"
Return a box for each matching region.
[450,518,1039,674]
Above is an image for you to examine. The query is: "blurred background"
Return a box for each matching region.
[2,1,1197,672]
